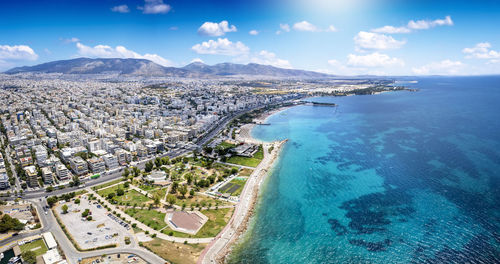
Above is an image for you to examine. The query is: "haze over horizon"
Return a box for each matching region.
[1,0,500,76]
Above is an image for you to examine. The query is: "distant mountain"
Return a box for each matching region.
[5,57,332,78]
[182,62,330,78]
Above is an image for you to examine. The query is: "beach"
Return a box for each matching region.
[198,108,289,264]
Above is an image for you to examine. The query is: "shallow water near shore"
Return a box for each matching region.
[228,76,500,263]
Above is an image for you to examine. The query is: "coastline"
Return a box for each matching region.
[199,106,292,264]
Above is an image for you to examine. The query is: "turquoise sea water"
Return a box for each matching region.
[229,76,500,263]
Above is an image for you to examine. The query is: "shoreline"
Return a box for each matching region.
[236,105,293,144]
[199,108,291,264]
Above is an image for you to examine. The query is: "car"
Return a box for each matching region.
[44,211,48,215]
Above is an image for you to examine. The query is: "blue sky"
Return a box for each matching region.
[1,0,500,75]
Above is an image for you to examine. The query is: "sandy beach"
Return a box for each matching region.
[198,107,291,264]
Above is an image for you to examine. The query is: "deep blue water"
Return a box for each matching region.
[229,76,500,264]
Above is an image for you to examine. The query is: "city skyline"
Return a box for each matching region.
[1,0,500,75]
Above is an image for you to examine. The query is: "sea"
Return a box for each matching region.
[228,76,500,264]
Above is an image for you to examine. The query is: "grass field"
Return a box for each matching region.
[98,185,152,206]
[124,208,166,230]
[238,168,253,176]
[174,194,230,208]
[226,145,264,167]
[195,208,233,238]
[94,179,123,190]
[216,141,237,150]
[20,239,48,256]
[142,238,207,264]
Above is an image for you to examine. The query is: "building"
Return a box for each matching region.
[33,145,48,166]
[0,174,9,189]
[87,157,105,174]
[41,167,53,185]
[102,154,118,170]
[55,163,70,180]
[69,157,88,176]
[24,165,38,187]
[42,232,58,250]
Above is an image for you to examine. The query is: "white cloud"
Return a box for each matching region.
[0,45,38,61]
[249,30,259,35]
[191,38,249,56]
[111,5,130,13]
[326,25,337,32]
[276,23,290,34]
[280,23,290,32]
[190,58,204,64]
[354,31,406,51]
[408,16,453,30]
[63,37,80,44]
[139,0,171,14]
[462,42,500,61]
[347,52,404,67]
[75,42,173,66]
[372,16,453,34]
[197,21,237,37]
[248,50,292,68]
[412,60,464,75]
[293,21,319,32]
[372,26,411,34]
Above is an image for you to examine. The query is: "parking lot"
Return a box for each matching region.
[81,254,147,264]
[56,195,130,249]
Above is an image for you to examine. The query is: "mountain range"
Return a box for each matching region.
[4,58,331,78]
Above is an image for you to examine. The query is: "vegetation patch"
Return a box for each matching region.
[142,238,206,264]
[124,208,166,230]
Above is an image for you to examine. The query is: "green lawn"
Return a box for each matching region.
[20,239,48,256]
[226,145,264,167]
[98,185,152,206]
[195,208,233,238]
[216,141,236,150]
[124,208,166,230]
[94,179,123,190]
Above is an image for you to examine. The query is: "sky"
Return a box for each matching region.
[1,0,500,75]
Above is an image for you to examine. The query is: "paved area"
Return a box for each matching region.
[55,197,130,250]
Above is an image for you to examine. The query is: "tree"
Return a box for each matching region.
[170,182,179,194]
[22,251,36,264]
[116,188,125,196]
[166,194,176,207]
[70,175,80,187]
[189,189,195,197]
[155,157,161,168]
[231,168,239,175]
[0,214,25,232]
[62,204,69,214]
[107,193,115,200]
[154,196,160,207]
[122,168,130,179]
[145,161,154,172]
[179,185,188,198]
[75,198,80,204]
[47,196,58,207]
[82,209,90,217]
[46,186,54,192]
[185,173,193,185]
